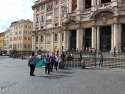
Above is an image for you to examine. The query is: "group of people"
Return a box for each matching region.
[28,52,59,76]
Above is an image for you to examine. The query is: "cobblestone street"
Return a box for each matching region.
[0,56,125,94]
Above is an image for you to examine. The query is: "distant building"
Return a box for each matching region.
[0,32,5,50]
[32,0,125,52]
[3,19,33,53]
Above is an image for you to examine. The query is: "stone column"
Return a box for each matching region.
[92,26,96,49]
[69,0,72,13]
[92,0,97,6]
[97,26,100,51]
[34,36,36,51]
[38,34,40,49]
[51,33,54,50]
[52,1,55,27]
[59,0,61,26]
[43,35,46,50]
[58,32,61,51]
[97,0,101,5]
[33,14,36,31]
[77,0,84,10]
[111,24,114,52]
[118,24,122,52]
[64,31,67,50]
[83,29,85,46]
[76,29,83,49]
[67,31,70,49]
[114,22,118,52]
[32,35,34,51]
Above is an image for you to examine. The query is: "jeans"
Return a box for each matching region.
[99,59,103,66]
[30,64,35,75]
[45,63,50,74]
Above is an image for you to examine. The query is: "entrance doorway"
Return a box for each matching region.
[84,28,92,48]
[85,0,91,9]
[122,24,125,52]
[100,26,111,52]
[70,30,76,51]
[101,0,111,3]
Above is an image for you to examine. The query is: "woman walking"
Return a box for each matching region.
[28,52,37,76]
[99,53,103,67]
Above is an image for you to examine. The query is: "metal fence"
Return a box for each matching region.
[63,51,125,69]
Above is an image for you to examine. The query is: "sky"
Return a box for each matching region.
[0,0,35,32]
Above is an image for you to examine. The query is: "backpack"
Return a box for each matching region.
[51,57,55,63]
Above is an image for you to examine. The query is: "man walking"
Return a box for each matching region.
[113,46,116,57]
[44,54,50,75]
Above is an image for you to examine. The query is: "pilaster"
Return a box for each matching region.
[92,26,96,49]
[76,29,83,49]
[97,26,100,52]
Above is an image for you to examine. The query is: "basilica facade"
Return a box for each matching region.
[32,0,125,52]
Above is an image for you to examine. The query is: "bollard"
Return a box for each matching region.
[81,60,85,69]
[59,60,64,69]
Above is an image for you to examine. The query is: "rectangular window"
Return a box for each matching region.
[61,10,64,17]
[24,25,27,28]
[24,37,27,40]
[36,36,38,42]
[62,33,64,41]
[36,17,39,23]
[28,37,31,40]
[41,36,43,42]
[55,11,59,18]
[24,44,26,48]
[41,16,44,22]
[54,34,57,41]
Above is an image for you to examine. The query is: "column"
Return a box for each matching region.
[67,31,70,49]
[83,29,85,46]
[97,26,100,51]
[92,0,97,6]
[76,29,83,49]
[114,23,118,52]
[43,35,46,50]
[52,1,55,27]
[32,35,34,51]
[33,14,36,31]
[58,32,61,51]
[111,24,114,52]
[97,0,101,5]
[92,26,96,49]
[77,0,84,10]
[64,31,67,50]
[59,0,61,26]
[38,35,40,49]
[118,24,122,52]
[51,33,54,50]
[69,0,72,13]
[34,36,36,51]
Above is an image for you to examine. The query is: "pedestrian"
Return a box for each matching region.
[44,54,50,75]
[66,47,68,53]
[61,52,65,62]
[124,47,125,53]
[28,52,37,76]
[55,54,59,71]
[50,53,56,72]
[99,53,103,66]
[113,46,116,57]
[37,52,42,59]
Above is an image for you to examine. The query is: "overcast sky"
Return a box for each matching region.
[0,0,35,32]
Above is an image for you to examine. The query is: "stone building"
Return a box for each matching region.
[0,32,5,50]
[9,19,33,52]
[3,19,33,53]
[32,0,125,52]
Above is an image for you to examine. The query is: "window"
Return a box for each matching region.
[28,37,31,40]
[62,33,64,41]
[55,11,59,18]
[54,34,57,41]
[41,36,43,42]
[28,31,31,34]
[24,37,27,40]
[61,10,64,17]
[28,44,30,48]
[29,26,31,29]
[24,44,26,48]
[36,17,39,23]
[36,36,38,42]
[24,25,27,28]
[41,16,44,22]
[55,23,58,26]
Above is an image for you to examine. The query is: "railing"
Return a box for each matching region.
[97,2,111,9]
[62,51,125,69]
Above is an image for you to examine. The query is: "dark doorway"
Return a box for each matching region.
[101,0,111,3]
[84,28,92,48]
[85,0,91,9]
[70,30,76,51]
[122,24,125,52]
[100,26,111,52]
